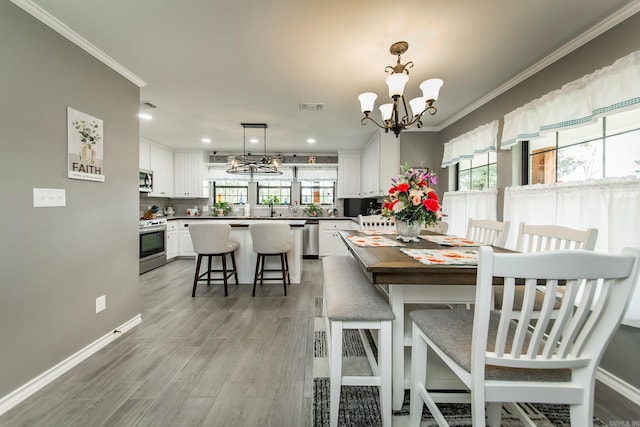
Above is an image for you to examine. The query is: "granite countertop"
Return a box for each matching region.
[165,216,357,221]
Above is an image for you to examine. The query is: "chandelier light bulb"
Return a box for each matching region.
[379,103,394,122]
[385,73,409,98]
[358,92,378,114]
[409,97,426,117]
[420,78,444,102]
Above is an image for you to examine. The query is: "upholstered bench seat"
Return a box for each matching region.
[322,255,395,427]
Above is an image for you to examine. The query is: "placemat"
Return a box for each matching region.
[400,248,479,265]
[419,235,479,247]
[346,235,405,247]
[360,229,398,235]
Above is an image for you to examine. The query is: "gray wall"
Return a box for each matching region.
[399,131,448,197]
[437,12,640,388]
[0,2,141,398]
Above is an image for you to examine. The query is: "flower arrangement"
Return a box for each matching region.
[381,164,441,227]
[303,203,323,217]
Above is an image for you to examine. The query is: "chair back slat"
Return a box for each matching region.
[358,214,395,232]
[476,247,639,370]
[465,218,510,247]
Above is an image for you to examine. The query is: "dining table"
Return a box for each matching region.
[337,229,509,410]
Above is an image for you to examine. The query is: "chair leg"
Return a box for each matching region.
[206,255,212,285]
[329,320,343,427]
[284,252,291,284]
[486,402,502,426]
[221,254,229,297]
[259,254,265,287]
[379,321,392,427]
[192,254,202,297]
[410,326,427,427]
[470,388,487,427]
[280,253,287,296]
[252,254,261,297]
[230,251,239,285]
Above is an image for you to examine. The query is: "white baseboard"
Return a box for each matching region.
[597,367,640,406]
[0,314,142,416]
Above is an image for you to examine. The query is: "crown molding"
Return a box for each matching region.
[436,1,640,131]
[11,0,147,88]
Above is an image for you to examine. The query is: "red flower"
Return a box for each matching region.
[427,191,439,201]
[388,199,399,210]
[389,187,398,194]
[396,183,410,193]
[423,198,440,212]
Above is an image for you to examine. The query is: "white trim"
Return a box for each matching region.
[436,1,640,131]
[597,367,640,406]
[10,0,147,88]
[0,314,142,416]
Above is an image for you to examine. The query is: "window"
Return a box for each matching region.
[257,179,291,205]
[297,167,337,205]
[526,108,640,184]
[211,180,248,205]
[457,151,497,190]
[300,180,335,205]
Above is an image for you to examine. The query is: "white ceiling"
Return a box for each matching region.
[19,0,640,154]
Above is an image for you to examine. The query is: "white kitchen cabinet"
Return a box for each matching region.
[360,130,400,198]
[166,221,178,260]
[174,151,207,198]
[149,144,174,197]
[337,151,361,198]
[139,139,151,170]
[177,221,196,257]
[318,220,358,256]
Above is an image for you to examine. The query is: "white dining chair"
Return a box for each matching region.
[516,222,598,252]
[358,214,395,232]
[465,218,510,247]
[409,246,640,427]
[424,221,449,234]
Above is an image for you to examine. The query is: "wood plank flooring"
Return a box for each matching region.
[1,258,638,426]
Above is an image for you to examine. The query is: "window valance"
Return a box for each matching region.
[501,50,640,149]
[296,166,337,181]
[441,120,498,167]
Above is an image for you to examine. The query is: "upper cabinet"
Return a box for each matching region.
[174,151,207,198]
[337,151,361,198]
[149,144,174,197]
[359,131,400,198]
[139,139,151,170]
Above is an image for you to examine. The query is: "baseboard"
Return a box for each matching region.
[0,314,142,416]
[597,367,640,406]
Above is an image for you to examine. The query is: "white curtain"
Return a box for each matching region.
[442,189,498,237]
[502,50,640,149]
[296,166,337,181]
[503,176,640,327]
[441,120,498,167]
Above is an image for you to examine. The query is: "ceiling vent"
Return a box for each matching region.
[142,101,158,109]
[299,103,324,111]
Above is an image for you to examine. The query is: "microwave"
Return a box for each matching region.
[139,169,153,193]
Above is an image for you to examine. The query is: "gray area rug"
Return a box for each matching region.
[312,298,606,426]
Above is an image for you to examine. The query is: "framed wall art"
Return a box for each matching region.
[67,107,104,182]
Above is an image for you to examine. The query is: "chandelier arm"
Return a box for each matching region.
[360,115,388,130]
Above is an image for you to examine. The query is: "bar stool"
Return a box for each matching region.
[189,223,239,297]
[249,223,291,296]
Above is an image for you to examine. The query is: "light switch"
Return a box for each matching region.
[33,188,66,207]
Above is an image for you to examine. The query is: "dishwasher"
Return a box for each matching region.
[303,219,319,258]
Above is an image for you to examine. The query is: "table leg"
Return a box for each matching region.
[388,284,406,411]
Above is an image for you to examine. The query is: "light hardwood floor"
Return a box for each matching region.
[1,259,638,426]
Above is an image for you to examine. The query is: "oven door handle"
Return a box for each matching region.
[140,226,166,234]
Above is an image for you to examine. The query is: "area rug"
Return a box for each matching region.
[312,297,606,427]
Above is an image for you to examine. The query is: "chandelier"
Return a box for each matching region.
[226,123,282,175]
[358,41,443,137]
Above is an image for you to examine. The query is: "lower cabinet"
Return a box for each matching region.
[177,221,196,257]
[166,221,178,260]
[319,220,358,256]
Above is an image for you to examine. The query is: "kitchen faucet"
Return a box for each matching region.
[269,200,275,217]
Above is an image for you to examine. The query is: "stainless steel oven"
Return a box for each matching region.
[139,219,167,274]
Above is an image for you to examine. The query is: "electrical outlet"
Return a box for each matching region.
[96,295,106,313]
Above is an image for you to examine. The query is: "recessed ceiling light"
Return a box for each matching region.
[307,138,316,144]
[138,113,153,120]
[249,138,259,144]
[202,138,211,143]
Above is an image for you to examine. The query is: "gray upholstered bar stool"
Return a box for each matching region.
[249,223,291,296]
[189,223,239,297]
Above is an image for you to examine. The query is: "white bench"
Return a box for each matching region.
[322,255,395,427]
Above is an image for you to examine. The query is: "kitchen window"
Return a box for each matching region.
[257,179,292,205]
[298,167,337,205]
[524,108,640,184]
[212,180,249,204]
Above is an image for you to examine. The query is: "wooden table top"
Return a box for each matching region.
[338,230,510,286]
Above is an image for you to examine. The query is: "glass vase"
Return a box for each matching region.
[396,220,422,242]
[79,143,96,164]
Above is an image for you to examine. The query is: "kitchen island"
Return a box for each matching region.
[167,218,308,284]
